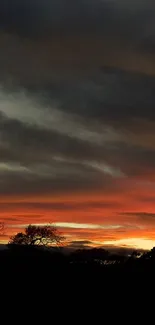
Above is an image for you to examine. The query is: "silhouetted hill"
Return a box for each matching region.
[1,244,154,307]
[0,244,154,276]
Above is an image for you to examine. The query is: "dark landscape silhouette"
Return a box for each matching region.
[0,225,154,309]
[1,0,155,309]
[1,224,155,284]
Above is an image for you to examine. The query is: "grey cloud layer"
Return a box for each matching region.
[1,0,155,196]
[0,75,155,196]
[1,0,155,45]
[1,0,155,70]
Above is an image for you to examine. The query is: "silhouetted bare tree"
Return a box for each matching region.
[9,224,65,247]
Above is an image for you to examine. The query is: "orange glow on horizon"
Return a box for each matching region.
[1,177,155,250]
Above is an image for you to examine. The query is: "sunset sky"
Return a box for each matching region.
[1,0,155,250]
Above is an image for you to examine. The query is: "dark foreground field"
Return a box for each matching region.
[1,246,154,310]
[1,245,155,281]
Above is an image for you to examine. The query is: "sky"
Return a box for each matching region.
[1,0,155,250]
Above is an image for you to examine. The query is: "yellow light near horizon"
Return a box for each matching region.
[104,238,155,250]
[1,237,155,250]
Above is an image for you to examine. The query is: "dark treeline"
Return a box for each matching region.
[1,245,155,276]
[5,224,153,276]
[1,244,155,302]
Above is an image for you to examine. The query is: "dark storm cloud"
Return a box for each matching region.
[1,0,155,45]
[38,67,155,122]
[0,0,155,75]
[3,64,155,122]
[1,75,155,197]
[0,107,153,182]
[2,66,155,125]
[1,0,155,197]
[1,0,155,89]
[0,110,96,163]
[1,0,111,36]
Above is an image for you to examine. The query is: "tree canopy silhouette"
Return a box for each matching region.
[9,224,65,247]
